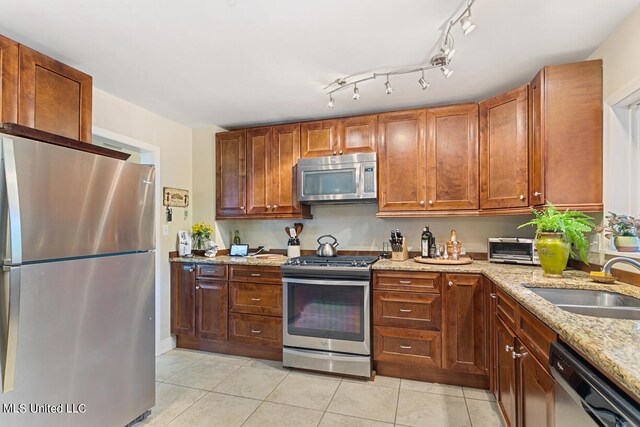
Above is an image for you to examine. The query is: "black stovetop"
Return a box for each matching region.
[284,255,379,267]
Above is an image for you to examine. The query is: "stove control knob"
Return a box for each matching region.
[301,260,306,265]
[351,260,358,266]
[360,261,368,267]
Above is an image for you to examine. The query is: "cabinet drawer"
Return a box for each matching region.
[374,326,441,368]
[373,291,441,330]
[496,287,518,330]
[196,264,228,279]
[373,272,440,293]
[229,313,282,348]
[517,306,557,370]
[229,265,282,284]
[229,283,282,316]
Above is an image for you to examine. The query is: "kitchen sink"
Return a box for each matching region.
[527,288,640,320]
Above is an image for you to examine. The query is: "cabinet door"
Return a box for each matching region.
[443,274,485,374]
[487,281,498,395]
[216,131,246,217]
[171,263,196,336]
[300,119,338,158]
[246,127,271,214]
[0,35,18,123]
[270,124,301,214]
[497,317,517,427]
[18,45,92,142]
[518,341,554,427]
[479,85,529,209]
[378,109,427,211]
[196,280,228,341]
[426,103,479,210]
[338,114,377,155]
[529,70,545,206]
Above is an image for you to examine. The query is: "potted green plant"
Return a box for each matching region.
[518,202,595,277]
[596,212,640,252]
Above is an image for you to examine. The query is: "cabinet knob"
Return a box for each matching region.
[273,205,278,209]
[419,200,425,206]
[490,293,497,299]
[505,345,514,352]
[428,200,434,206]
[533,191,542,197]
[195,285,200,289]
[512,351,525,359]
[266,205,271,209]
[188,268,194,272]
[240,206,245,210]
[251,329,262,334]
[519,194,525,201]
[339,150,343,155]
[333,151,337,155]
[448,281,453,287]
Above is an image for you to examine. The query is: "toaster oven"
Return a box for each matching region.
[488,238,540,265]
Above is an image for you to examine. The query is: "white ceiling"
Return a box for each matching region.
[1,0,639,129]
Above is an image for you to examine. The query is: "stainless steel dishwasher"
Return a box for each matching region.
[550,342,640,427]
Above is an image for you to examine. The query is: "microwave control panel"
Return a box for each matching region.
[363,166,375,194]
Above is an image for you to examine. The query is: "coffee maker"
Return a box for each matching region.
[177,230,192,256]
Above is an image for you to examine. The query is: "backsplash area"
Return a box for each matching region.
[214,204,540,254]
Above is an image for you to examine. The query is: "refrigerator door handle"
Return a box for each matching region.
[1,266,20,393]
[2,138,22,266]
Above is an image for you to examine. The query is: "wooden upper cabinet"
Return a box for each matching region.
[530,60,603,211]
[216,131,246,217]
[378,109,427,212]
[443,274,485,375]
[0,35,18,124]
[479,85,529,210]
[18,45,92,142]
[337,114,377,155]
[300,119,338,158]
[270,124,301,214]
[426,104,479,210]
[246,127,271,215]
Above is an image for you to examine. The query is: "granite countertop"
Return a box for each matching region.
[170,255,288,267]
[375,259,640,400]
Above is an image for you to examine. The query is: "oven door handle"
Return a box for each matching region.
[282,278,370,287]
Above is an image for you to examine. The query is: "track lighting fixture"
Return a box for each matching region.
[460,15,476,35]
[323,0,477,107]
[352,84,360,100]
[385,75,393,95]
[327,94,334,109]
[418,70,430,90]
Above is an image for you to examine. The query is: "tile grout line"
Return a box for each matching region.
[464,396,474,427]
[323,375,344,414]
[394,379,402,425]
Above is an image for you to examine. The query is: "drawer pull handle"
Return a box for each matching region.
[251,298,262,301]
[250,273,262,277]
[505,345,514,352]
[399,309,412,313]
[490,293,497,299]
[400,345,412,350]
[399,280,412,284]
[251,329,262,334]
[512,351,525,359]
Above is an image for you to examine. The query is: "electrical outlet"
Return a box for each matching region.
[162,225,169,236]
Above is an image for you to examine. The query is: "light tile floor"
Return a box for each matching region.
[138,348,505,427]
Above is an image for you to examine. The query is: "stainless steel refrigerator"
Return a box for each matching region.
[0,134,156,426]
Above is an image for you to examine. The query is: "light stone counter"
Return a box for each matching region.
[170,255,288,267]
[374,259,640,400]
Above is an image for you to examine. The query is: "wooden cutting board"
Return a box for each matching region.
[414,256,473,265]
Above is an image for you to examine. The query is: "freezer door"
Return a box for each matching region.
[0,252,155,427]
[1,135,155,263]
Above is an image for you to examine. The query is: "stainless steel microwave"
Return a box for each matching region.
[488,238,540,265]
[296,153,377,203]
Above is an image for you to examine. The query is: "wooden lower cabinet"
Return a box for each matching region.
[497,316,518,426]
[170,263,196,336]
[229,282,282,316]
[374,326,441,368]
[519,344,554,427]
[196,280,227,340]
[229,313,282,348]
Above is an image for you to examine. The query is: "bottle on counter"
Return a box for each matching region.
[233,230,241,245]
[421,226,430,258]
[424,225,433,257]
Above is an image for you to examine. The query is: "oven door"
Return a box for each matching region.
[282,277,370,355]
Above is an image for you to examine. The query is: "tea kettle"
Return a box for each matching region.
[316,234,339,257]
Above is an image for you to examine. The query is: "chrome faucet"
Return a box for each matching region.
[602,257,640,274]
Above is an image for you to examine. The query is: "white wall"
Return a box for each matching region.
[92,88,193,346]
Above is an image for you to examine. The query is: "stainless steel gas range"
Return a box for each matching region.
[280,255,378,377]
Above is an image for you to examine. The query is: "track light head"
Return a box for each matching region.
[352,84,360,100]
[385,76,393,95]
[441,66,453,78]
[430,53,448,67]
[460,16,476,35]
[440,46,455,61]
[327,94,334,109]
[418,77,430,90]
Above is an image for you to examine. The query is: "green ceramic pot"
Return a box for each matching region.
[536,232,571,277]
[613,236,640,252]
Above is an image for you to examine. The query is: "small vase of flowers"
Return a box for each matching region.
[191,222,214,250]
[596,212,640,252]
